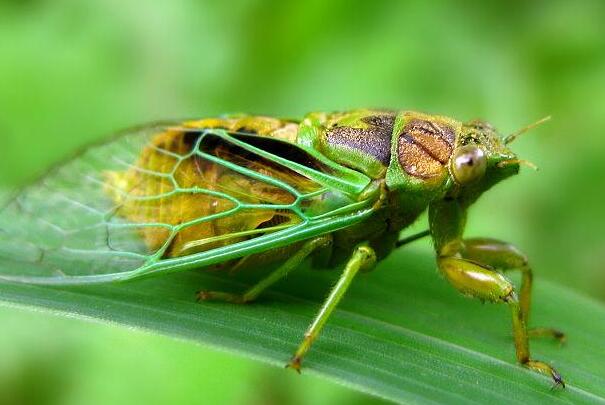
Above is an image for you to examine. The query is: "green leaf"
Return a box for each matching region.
[0,241,604,404]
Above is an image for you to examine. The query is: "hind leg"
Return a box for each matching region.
[198,235,331,304]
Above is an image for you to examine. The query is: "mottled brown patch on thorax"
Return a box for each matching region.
[326,114,395,165]
[398,119,455,179]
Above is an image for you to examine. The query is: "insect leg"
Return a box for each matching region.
[438,251,565,387]
[395,229,430,248]
[287,243,376,372]
[197,235,332,304]
[429,199,564,387]
[462,238,565,342]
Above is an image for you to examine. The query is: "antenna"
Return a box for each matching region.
[503,116,551,145]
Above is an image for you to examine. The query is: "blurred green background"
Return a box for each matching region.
[1,0,604,404]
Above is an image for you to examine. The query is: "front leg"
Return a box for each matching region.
[438,249,564,387]
[430,200,564,387]
[462,238,565,342]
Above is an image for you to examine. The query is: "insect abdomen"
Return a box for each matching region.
[104,118,314,259]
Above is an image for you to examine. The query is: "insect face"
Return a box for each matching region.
[446,120,520,205]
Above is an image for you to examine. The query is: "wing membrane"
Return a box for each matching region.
[0,123,375,284]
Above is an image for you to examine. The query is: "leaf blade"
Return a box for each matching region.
[0,246,603,404]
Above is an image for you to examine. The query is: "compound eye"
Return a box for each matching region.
[450,145,487,184]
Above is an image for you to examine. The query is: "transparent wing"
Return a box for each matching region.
[0,122,375,284]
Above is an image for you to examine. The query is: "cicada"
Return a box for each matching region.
[0,110,564,386]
